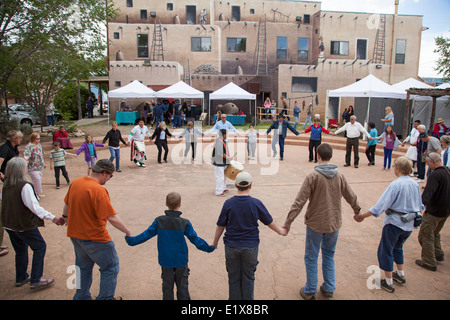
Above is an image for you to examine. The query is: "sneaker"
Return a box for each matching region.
[343,164,350,167]
[415,259,437,271]
[414,178,425,183]
[380,279,395,293]
[56,186,60,189]
[320,285,333,298]
[216,193,226,197]
[392,271,406,284]
[116,169,122,172]
[300,287,315,300]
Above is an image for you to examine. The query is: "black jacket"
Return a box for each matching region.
[422,166,450,218]
[151,127,172,143]
[102,129,127,147]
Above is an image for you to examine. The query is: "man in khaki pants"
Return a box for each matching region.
[417,153,450,271]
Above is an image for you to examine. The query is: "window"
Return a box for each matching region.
[232,6,241,21]
[292,77,318,93]
[191,37,211,52]
[330,41,349,55]
[186,5,196,24]
[298,37,309,61]
[167,3,173,11]
[395,39,406,64]
[227,38,246,52]
[277,36,287,60]
[137,34,149,57]
[115,81,121,87]
[126,0,133,8]
[303,14,310,24]
[250,9,255,14]
[113,32,120,40]
[140,10,147,20]
[356,39,367,60]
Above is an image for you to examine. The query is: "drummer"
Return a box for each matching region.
[212,129,233,196]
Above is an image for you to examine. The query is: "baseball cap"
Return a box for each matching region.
[91,159,115,173]
[235,171,252,187]
[418,132,428,139]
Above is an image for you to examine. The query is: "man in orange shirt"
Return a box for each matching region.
[63,159,131,300]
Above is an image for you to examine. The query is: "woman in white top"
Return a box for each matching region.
[178,121,204,162]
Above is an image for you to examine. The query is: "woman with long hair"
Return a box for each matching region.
[371,125,399,171]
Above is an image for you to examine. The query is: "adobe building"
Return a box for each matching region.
[107,0,425,126]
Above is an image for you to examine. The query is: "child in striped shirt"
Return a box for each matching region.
[49,141,76,189]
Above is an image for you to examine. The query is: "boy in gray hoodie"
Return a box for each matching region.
[283,143,361,300]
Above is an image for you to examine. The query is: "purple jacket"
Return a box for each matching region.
[76,142,104,162]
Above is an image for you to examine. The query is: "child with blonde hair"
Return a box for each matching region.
[76,135,104,175]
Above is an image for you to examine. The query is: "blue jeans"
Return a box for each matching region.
[225,245,259,300]
[303,115,312,128]
[108,147,121,170]
[71,238,120,300]
[384,148,393,169]
[271,135,286,159]
[6,228,46,285]
[304,227,339,294]
[173,115,181,128]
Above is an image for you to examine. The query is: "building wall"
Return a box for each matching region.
[108,0,423,121]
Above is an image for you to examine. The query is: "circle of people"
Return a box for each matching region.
[0,105,448,300]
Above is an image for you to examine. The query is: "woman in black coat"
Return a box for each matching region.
[151,121,172,163]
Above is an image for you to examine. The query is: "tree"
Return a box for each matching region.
[0,0,117,102]
[434,33,450,82]
[7,44,92,129]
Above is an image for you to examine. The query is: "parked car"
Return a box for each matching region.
[7,104,41,126]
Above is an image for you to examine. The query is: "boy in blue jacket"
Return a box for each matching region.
[125,192,214,300]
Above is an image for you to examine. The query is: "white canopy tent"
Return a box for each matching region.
[156,81,204,99]
[107,80,157,125]
[108,80,157,99]
[156,81,205,117]
[208,82,257,125]
[437,82,450,89]
[325,74,406,129]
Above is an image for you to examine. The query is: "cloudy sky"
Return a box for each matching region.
[317,0,450,78]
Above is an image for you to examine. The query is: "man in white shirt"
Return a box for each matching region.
[333,115,370,168]
[128,119,151,167]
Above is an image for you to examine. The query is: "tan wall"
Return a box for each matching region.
[113,0,321,24]
[108,1,424,123]
[276,61,392,119]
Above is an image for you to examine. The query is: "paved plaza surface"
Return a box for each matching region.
[0,126,449,300]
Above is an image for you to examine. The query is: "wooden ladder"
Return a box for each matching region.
[373,14,386,64]
[256,14,268,75]
[151,21,165,61]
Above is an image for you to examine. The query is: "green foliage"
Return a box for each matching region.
[434,33,450,82]
[53,82,89,120]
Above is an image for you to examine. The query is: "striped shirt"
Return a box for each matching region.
[50,149,67,167]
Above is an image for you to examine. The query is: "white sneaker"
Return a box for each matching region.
[414,178,424,183]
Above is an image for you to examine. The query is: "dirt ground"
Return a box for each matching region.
[0,120,449,301]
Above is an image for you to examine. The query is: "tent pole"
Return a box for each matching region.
[325,91,329,130]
